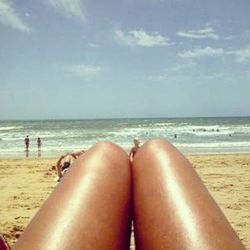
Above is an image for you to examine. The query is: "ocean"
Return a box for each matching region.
[0,117,250,157]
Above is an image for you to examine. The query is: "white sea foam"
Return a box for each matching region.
[175,141,250,148]
[0,126,24,131]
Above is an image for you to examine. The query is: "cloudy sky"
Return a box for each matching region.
[0,0,250,120]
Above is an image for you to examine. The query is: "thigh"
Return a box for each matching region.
[132,139,244,250]
[14,142,132,250]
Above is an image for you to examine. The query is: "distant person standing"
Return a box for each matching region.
[37,137,42,149]
[129,139,140,162]
[37,137,42,157]
[24,136,30,150]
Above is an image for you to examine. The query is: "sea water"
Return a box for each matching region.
[0,117,250,157]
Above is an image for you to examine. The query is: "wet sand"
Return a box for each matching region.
[0,154,249,249]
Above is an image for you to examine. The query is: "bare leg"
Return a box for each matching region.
[132,140,244,250]
[14,142,132,250]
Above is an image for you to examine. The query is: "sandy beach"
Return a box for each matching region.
[0,154,249,249]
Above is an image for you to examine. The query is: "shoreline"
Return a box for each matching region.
[0,153,250,249]
[1,149,250,159]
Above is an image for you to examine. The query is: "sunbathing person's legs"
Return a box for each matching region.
[13,142,132,250]
[132,139,244,250]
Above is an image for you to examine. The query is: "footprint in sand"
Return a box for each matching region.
[236,222,246,227]
[226,204,241,210]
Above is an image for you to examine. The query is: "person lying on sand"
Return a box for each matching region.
[56,150,84,182]
[13,140,244,250]
[129,138,140,162]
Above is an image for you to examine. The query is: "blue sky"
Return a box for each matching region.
[0,0,250,120]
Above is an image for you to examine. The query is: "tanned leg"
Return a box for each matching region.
[132,139,244,250]
[14,142,132,250]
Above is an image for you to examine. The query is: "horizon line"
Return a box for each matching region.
[1,115,250,122]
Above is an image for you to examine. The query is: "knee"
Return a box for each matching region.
[134,139,175,162]
[92,141,128,159]
[94,141,123,151]
[141,139,174,153]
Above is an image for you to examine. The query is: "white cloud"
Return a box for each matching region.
[223,35,235,41]
[149,69,229,84]
[148,73,186,82]
[178,44,250,63]
[88,43,98,48]
[48,0,85,21]
[115,29,171,47]
[227,45,250,63]
[63,64,102,79]
[0,0,31,32]
[177,26,219,40]
[167,62,197,72]
[178,47,225,59]
[148,62,196,82]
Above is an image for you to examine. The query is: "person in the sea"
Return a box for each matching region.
[56,150,85,182]
[24,136,29,150]
[37,137,42,149]
[13,140,244,250]
[129,138,140,162]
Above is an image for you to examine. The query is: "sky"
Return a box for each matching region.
[0,0,250,120]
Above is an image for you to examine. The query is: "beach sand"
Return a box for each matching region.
[0,154,249,249]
